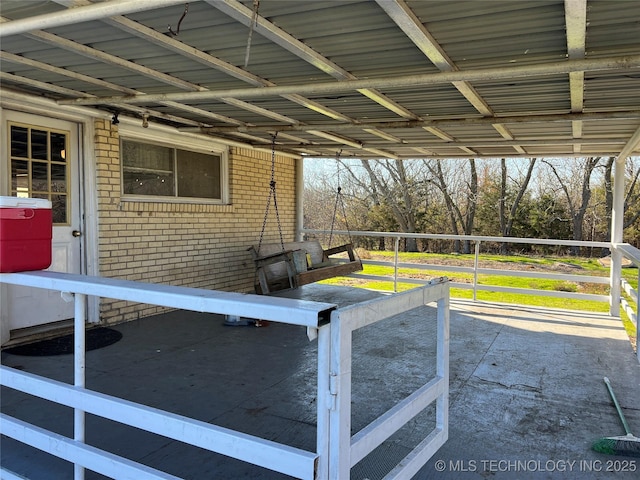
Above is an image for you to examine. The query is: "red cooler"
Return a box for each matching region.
[0,196,53,273]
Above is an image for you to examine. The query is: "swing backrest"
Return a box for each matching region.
[254,241,325,267]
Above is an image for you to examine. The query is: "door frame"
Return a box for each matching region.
[0,93,101,343]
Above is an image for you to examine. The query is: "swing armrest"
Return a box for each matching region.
[322,243,357,261]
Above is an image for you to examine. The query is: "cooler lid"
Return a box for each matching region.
[0,196,52,209]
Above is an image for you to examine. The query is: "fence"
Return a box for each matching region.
[303,229,640,363]
[0,271,449,479]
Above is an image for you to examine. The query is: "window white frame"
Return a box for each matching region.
[119,124,229,204]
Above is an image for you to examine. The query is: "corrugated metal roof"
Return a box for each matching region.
[1,0,639,159]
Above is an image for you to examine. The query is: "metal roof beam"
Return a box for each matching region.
[0,44,249,126]
[49,2,361,132]
[266,138,627,149]
[17,28,204,92]
[4,13,341,141]
[303,152,621,160]
[375,0,490,114]
[204,0,420,121]
[197,111,640,133]
[376,0,524,154]
[0,0,188,37]
[59,55,640,106]
[0,72,206,127]
[565,0,587,152]
[617,125,640,160]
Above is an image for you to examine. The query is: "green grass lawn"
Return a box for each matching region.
[320,251,638,342]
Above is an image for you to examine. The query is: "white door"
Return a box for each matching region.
[1,111,83,338]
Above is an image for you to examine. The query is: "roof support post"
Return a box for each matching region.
[610,124,640,315]
[609,156,625,317]
[296,158,304,242]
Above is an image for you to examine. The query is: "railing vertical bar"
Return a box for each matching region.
[610,247,622,316]
[637,269,639,364]
[329,310,352,479]
[473,241,480,302]
[394,237,400,293]
[436,290,450,438]
[74,293,86,480]
[316,324,331,480]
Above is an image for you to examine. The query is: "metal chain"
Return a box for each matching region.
[257,133,284,252]
[329,150,352,247]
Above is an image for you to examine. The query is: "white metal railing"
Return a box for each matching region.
[325,279,449,479]
[614,243,640,363]
[303,229,639,363]
[0,271,449,479]
[301,229,633,303]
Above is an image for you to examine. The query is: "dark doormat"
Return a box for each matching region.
[4,327,123,356]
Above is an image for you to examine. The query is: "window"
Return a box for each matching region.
[9,123,70,224]
[121,139,225,201]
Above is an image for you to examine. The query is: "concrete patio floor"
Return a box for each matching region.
[1,284,639,479]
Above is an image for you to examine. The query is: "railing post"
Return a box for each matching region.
[610,246,622,317]
[637,269,639,364]
[436,289,450,439]
[74,293,87,480]
[394,236,400,293]
[473,240,480,301]
[329,311,352,479]
[316,324,331,479]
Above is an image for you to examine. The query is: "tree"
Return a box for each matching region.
[357,159,422,252]
[426,158,478,253]
[498,158,537,254]
[474,159,536,253]
[544,157,601,255]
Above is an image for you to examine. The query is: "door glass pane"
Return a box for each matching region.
[51,195,67,224]
[11,160,29,194]
[9,123,69,224]
[51,163,67,193]
[31,161,49,192]
[31,129,48,160]
[10,126,28,158]
[51,132,67,162]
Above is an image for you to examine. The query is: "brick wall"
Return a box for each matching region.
[94,119,298,324]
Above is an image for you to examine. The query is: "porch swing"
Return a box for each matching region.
[248,143,362,294]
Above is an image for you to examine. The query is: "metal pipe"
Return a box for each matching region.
[302,229,611,249]
[474,241,480,302]
[394,237,400,293]
[0,0,188,38]
[207,137,632,148]
[58,55,640,106]
[197,110,640,134]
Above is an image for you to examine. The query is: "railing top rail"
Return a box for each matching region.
[0,271,336,328]
[614,243,640,268]
[301,229,612,249]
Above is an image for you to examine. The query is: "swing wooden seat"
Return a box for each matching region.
[248,240,362,294]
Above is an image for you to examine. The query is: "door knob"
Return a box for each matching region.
[72,230,82,237]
